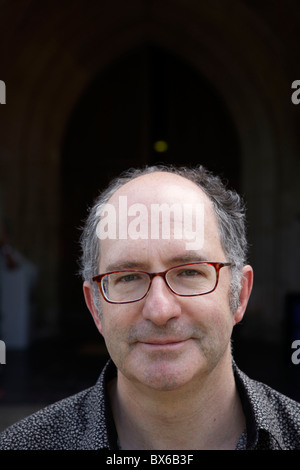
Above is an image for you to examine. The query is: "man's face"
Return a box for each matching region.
[88,173,246,392]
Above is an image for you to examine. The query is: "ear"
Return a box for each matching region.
[83,281,103,335]
[234,265,253,325]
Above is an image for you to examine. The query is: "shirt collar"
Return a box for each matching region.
[99,359,286,450]
[233,361,285,449]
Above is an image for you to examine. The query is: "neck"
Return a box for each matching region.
[108,354,245,450]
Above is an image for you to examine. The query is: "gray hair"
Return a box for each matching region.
[79,165,248,315]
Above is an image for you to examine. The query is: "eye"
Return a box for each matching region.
[175,266,209,280]
[118,274,136,282]
[115,273,141,283]
[179,268,204,276]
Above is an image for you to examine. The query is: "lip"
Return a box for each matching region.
[138,338,189,350]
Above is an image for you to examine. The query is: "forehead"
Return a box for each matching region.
[109,172,212,206]
[98,172,223,269]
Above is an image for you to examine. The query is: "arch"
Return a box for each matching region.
[59,45,240,337]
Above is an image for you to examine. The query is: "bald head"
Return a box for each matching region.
[108,171,212,207]
[98,171,220,261]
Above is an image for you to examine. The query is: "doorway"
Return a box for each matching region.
[60,45,240,341]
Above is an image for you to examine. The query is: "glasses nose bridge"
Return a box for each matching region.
[147,270,171,292]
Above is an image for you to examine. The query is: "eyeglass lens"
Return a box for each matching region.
[101,263,217,303]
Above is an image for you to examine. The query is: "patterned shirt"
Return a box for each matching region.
[0,359,299,450]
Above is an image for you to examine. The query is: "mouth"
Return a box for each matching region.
[138,338,190,351]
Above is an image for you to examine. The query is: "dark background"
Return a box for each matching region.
[0,0,299,427]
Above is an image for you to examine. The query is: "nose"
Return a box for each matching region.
[141,275,182,326]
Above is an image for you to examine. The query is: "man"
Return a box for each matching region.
[0,164,299,450]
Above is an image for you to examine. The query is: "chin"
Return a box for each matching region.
[134,359,201,392]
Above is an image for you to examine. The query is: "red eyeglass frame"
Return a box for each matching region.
[92,262,232,304]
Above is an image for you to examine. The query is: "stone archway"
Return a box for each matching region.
[59,44,241,338]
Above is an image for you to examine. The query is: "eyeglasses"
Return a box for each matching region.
[92,262,232,304]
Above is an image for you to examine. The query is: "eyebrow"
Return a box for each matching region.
[104,252,207,273]
[104,261,148,272]
[167,252,207,264]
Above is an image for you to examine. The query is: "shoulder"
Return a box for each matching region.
[0,387,93,449]
[234,364,300,449]
[0,361,115,450]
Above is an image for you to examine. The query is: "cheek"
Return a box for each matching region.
[194,296,235,359]
[99,315,122,365]
[190,292,235,337]
[99,304,133,350]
